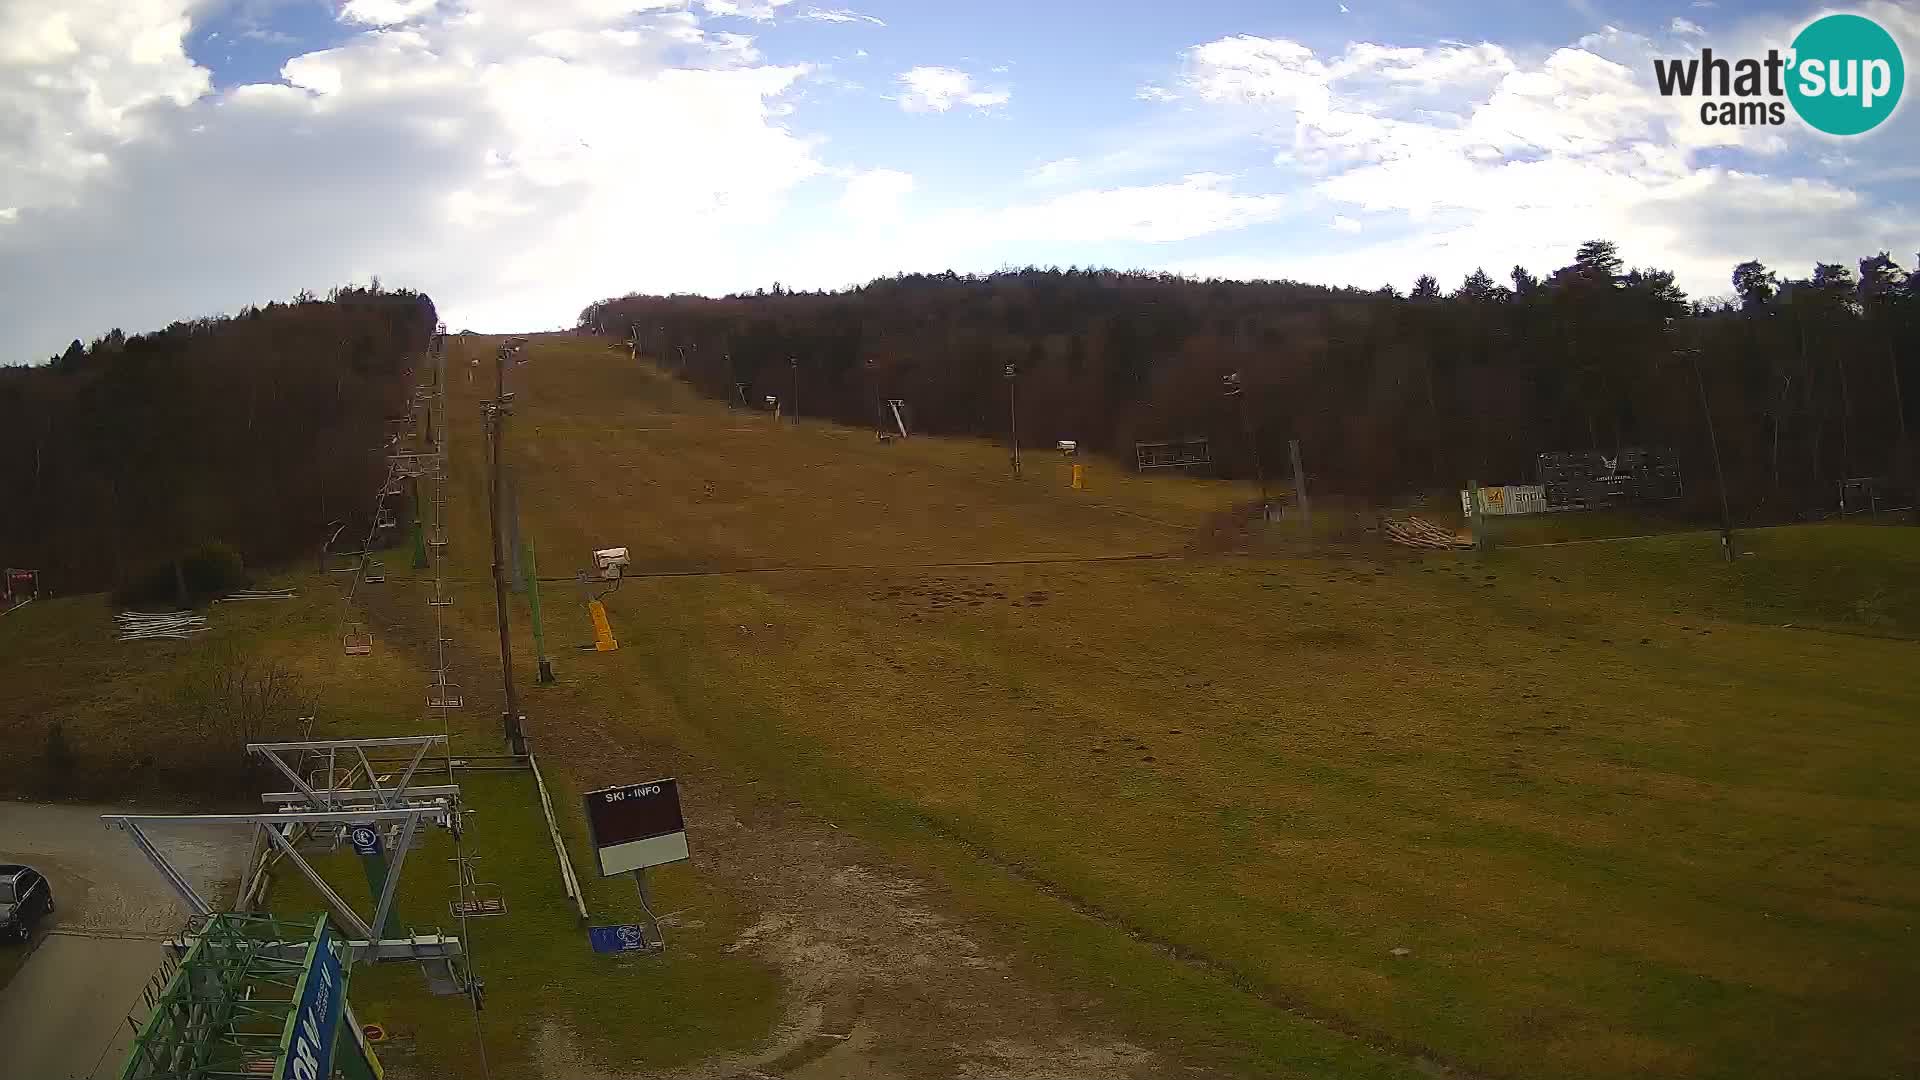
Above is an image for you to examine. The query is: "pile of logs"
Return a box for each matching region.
[1383,515,1473,550]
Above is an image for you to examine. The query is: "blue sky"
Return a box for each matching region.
[1,0,1913,359]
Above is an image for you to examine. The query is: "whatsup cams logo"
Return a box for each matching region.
[1654,13,1905,135]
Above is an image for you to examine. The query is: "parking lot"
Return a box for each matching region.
[0,801,246,1080]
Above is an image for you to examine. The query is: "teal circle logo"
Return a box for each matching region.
[1787,14,1904,135]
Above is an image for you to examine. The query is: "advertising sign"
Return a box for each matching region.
[275,921,346,1080]
[589,924,657,954]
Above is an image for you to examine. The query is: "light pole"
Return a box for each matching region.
[789,356,800,423]
[1004,363,1022,477]
[1223,371,1268,520]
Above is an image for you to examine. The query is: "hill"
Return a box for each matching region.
[5,330,1916,1080]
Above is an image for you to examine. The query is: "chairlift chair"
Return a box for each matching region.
[343,622,373,656]
[448,857,507,918]
[428,681,465,710]
[362,558,387,585]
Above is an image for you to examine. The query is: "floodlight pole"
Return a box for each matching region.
[487,344,530,755]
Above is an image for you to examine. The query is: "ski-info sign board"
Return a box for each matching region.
[583,779,689,877]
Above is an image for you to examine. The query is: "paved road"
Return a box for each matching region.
[0,801,248,1080]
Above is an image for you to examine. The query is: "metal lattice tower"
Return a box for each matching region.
[119,914,355,1080]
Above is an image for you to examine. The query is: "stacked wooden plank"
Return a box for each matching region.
[1383,515,1473,550]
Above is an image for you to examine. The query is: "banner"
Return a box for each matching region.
[276,920,347,1080]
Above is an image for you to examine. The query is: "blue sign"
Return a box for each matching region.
[276,921,346,1080]
[589,924,654,954]
[349,825,382,857]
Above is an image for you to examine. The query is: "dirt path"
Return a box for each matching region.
[520,696,1226,1080]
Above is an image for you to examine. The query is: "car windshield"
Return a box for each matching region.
[0,881,15,903]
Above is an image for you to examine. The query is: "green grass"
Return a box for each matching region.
[9,331,1918,1080]
[268,771,779,1077]
[1496,523,1920,636]
[472,333,1920,1080]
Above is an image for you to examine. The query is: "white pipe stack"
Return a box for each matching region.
[117,610,211,641]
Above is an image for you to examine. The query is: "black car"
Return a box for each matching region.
[0,864,54,942]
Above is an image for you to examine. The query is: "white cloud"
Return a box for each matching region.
[1136,84,1177,102]
[1028,157,1079,185]
[768,173,1291,287]
[1172,12,1918,296]
[701,0,799,21]
[840,167,913,222]
[971,173,1284,245]
[1330,214,1360,232]
[896,66,1009,112]
[801,7,883,24]
[1670,17,1706,36]
[0,0,826,355]
[340,0,439,27]
[0,0,210,212]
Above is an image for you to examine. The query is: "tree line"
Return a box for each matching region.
[0,285,438,596]
[580,241,1917,518]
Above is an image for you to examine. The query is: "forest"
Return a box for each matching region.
[581,241,1917,520]
[0,286,437,596]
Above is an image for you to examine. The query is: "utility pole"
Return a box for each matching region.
[486,342,529,755]
[1223,371,1268,520]
[1683,345,1737,562]
[790,356,800,423]
[1004,363,1022,477]
[1665,320,1734,563]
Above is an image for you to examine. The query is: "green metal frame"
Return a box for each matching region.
[121,913,349,1080]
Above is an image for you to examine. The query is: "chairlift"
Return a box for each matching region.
[428,682,465,710]
[343,623,373,656]
[428,583,454,607]
[448,857,507,918]
[362,559,387,585]
[375,507,399,531]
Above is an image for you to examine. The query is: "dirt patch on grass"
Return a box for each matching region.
[527,709,1189,1080]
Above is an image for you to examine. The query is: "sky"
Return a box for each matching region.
[1,0,1915,361]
